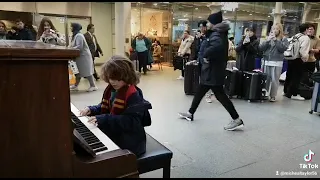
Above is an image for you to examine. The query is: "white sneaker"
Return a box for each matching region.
[282,92,286,96]
[205,95,212,103]
[177,76,184,80]
[70,85,79,91]
[87,86,98,92]
[291,95,305,101]
[269,97,276,102]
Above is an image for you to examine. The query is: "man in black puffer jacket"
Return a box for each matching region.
[179,11,244,131]
[11,19,33,41]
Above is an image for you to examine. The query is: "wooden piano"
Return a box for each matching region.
[0,40,139,178]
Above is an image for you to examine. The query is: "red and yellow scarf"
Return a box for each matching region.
[100,84,137,115]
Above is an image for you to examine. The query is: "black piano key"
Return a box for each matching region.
[90,142,105,149]
[71,110,109,155]
[93,146,108,153]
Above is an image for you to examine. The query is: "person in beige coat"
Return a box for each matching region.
[177,30,194,80]
[152,40,162,62]
[305,24,320,76]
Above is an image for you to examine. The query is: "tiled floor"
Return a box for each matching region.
[71,66,320,178]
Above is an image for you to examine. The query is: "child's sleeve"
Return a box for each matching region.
[88,104,103,116]
[95,93,144,132]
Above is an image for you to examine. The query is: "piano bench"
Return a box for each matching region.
[137,133,173,178]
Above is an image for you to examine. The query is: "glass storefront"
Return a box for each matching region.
[131,2,304,62]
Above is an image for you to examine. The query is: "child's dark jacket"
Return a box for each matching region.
[88,85,152,157]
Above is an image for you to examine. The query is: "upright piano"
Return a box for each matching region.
[0,40,139,178]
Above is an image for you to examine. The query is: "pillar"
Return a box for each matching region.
[273,2,283,24]
[115,2,131,55]
[301,2,311,23]
[123,2,131,53]
[207,2,222,14]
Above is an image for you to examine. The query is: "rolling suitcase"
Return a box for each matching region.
[299,83,313,100]
[224,69,243,98]
[184,62,200,95]
[242,71,268,102]
[173,55,184,71]
[309,82,320,114]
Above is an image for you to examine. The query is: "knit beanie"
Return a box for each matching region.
[207,11,223,25]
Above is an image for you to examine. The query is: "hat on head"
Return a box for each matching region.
[198,20,207,27]
[247,25,257,33]
[207,11,223,25]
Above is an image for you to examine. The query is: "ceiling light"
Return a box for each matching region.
[268,15,270,17]
[224,11,227,13]
[178,18,189,21]
[198,16,202,18]
[249,13,252,16]
[153,3,157,6]
[195,7,198,10]
[173,18,175,19]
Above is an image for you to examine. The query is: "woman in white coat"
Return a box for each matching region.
[177,30,194,80]
[69,23,97,92]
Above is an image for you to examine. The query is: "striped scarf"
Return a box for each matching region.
[100,84,137,115]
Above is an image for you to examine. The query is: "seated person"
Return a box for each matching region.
[80,55,152,157]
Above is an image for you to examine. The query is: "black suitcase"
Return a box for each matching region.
[173,56,184,71]
[184,63,200,95]
[299,83,313,100]
[224,69,243,98]
[242,71,267,102]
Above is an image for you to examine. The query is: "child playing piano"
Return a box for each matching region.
[80,55,152,156]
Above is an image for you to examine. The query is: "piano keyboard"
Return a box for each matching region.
[70,103,119,155]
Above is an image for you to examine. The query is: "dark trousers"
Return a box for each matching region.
[284,58,304,96]
[181,54,190,77]
[137,51,148,73]
[92,56,99,80]
[189,84,240,120]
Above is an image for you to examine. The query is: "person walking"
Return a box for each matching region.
[179,11,243,131]
[259,23,289,102]
[84,24,103,81]
[69,23,98,92]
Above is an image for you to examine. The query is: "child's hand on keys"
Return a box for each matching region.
[88,117,98,125]
[80,107,91,116]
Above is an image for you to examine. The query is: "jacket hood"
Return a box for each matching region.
[212,22,230,33]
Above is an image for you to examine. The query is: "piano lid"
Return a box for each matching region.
[0,40,80,59]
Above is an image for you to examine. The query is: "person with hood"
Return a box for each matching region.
[177,30,194,80]
[69,23,98,92]
[0,21,9,40]
[235,27,259,71]
[179,11,243,131]
[259,23,289,102]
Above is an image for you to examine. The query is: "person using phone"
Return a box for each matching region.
[235,27,259,71]
[37,17,65,46]
[259,23,289,102]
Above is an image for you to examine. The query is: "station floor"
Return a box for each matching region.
[71,66,320,178]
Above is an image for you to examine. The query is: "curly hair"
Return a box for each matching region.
[0,21,6,31]
[101,55,140,85]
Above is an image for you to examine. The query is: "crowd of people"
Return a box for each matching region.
[1,11,319,157]
[0,18,103,92]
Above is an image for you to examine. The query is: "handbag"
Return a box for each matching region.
[68,60,79,74]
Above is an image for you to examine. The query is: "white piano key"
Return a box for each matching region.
[70,103,119,154]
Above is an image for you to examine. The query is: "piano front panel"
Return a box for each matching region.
[0,59,73,177]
